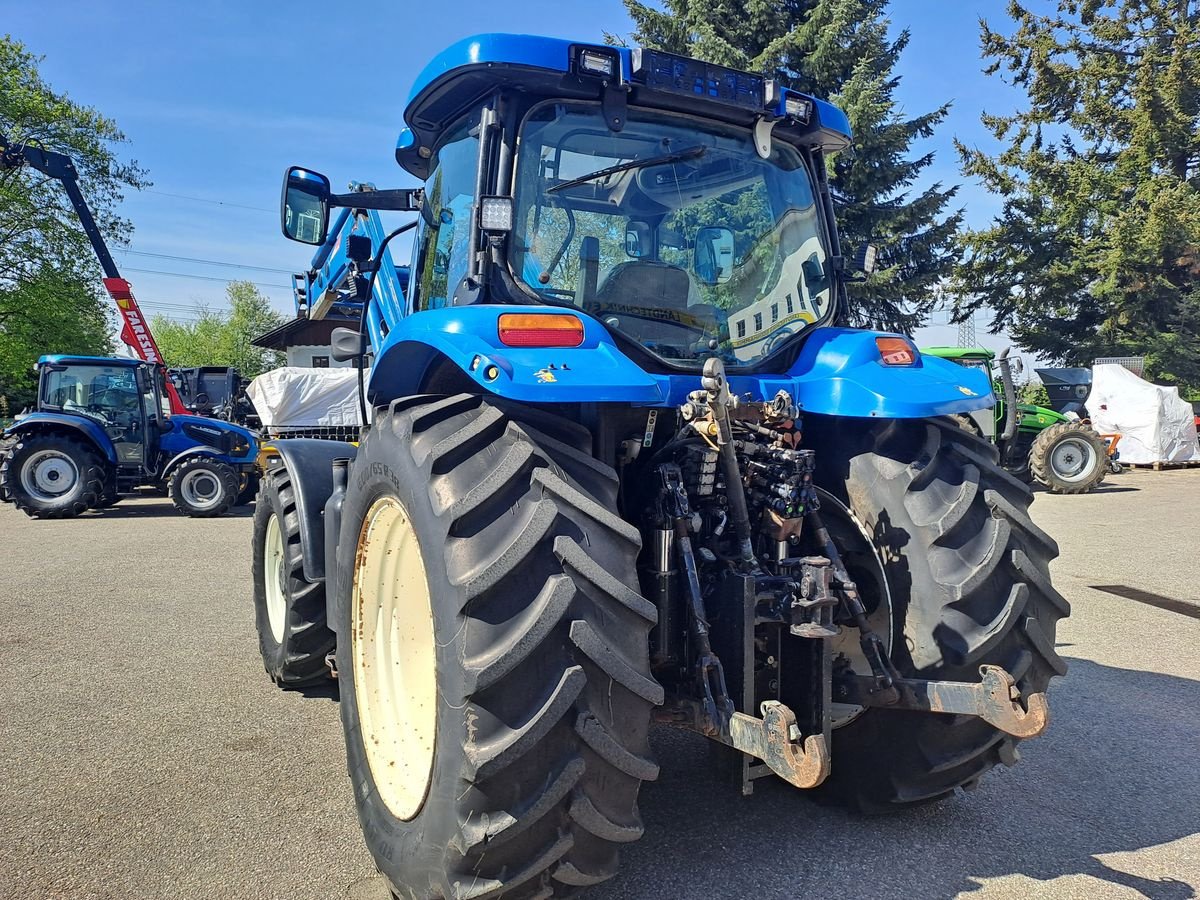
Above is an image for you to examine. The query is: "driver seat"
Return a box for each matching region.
[588,261,722,350]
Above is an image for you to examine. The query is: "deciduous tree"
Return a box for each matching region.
[0,35,149,407]
[151,281,285,377]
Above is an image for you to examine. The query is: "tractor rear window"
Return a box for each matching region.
[510,101,835,368]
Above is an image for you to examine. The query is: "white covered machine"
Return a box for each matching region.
[246,366,368,437]
[1088,364,1200,464]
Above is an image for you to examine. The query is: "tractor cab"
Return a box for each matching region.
[35,355,170,470]
[281,36,867,382]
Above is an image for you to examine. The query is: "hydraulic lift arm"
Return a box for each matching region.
[0,132,186,414]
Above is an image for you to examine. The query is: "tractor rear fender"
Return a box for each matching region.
[3,412,117,464]
[764,328,996,419]
[265,439,357,584]
[368,306,663,405]
[370,312,993,419]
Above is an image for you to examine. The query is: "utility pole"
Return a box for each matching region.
[957,313,977,348]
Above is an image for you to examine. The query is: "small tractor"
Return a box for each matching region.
[252,34,1067,898]
[923,346,1112,493]
[1,354,258,517]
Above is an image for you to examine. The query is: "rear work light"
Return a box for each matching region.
[498,314,585,348]
[577,47,617,79]
[876,337,919,366]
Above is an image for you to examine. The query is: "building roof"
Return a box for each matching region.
[252,315,359,350]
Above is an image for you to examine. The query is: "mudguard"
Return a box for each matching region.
[371,311,993,419]
[779,327,994,418]
[369,305,663,405]
[266,439,358,583]
[3,412,117,464]
[160,445,253,479]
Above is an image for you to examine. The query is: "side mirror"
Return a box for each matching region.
[281,166,331,245]
[625,222,652,259]
[331,326,362,363]
[853,243,879,275]
[694,226,735,285]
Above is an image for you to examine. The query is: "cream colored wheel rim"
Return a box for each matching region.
[264,513,287,643]
[351,496,437,820]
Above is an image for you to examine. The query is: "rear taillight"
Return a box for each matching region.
[876,337,918,366]
[498,314,585,348]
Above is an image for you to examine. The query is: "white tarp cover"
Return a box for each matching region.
[247,366,369,427]
[1088,363,1200,464]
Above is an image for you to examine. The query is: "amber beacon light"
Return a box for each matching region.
[875,337,919,366]
[498,314,586,348]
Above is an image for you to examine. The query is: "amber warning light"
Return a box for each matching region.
[498,314,586,348]
[876,337,918,366]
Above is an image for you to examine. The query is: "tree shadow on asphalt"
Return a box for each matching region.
[592,657,1198,900]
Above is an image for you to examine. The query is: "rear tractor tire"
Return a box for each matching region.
[0,433,105,519]
[807,416,1069,811]
[1028,421,1108,494]
[334,394,661,899]
[168,456,239,517]
[251,468,337,687]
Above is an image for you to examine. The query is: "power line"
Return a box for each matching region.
[121,266,291,291]
[114,248,294,274]
[142,189,274,213]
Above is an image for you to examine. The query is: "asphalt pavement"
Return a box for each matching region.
[1,468,1198,900]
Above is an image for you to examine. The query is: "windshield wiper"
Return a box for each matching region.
[546,145,707,194]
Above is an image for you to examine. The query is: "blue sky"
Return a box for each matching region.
[7,0,1027,353]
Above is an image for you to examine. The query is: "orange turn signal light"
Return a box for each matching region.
[498,313,585,348]
[876,337,918,366]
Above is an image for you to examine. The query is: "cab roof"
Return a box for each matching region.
[38,354,143,368]
[397,32,853,179]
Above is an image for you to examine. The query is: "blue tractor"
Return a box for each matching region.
[252,34,1068,897]
[1,355,258,518]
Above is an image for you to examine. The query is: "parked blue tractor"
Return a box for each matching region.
[1,355,258,518]
[251,34,1069,898]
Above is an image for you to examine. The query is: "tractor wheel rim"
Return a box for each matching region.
[1050,437,1097,482]
[21,450,78,500]
[264,513,287,643]
[180,469,222,509]
[351,495,437,821]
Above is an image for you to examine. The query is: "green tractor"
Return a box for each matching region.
[923,346,1112,494]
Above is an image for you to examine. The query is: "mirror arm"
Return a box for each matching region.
[329,189,423,212]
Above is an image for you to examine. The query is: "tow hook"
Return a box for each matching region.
[832,664,1049,739]
[727,701,831,789]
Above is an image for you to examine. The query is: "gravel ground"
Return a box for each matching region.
[0,468,1197,900]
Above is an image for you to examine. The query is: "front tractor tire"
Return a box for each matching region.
[251,468,337,687]
[168,456,239,517]
[807,416,1069,811]
[0,433,105,519]
[334,394,661,899]
[1028,421,1108,494]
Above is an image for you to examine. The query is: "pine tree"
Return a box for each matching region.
[955,0,1200,388]
[616,0,963,332]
